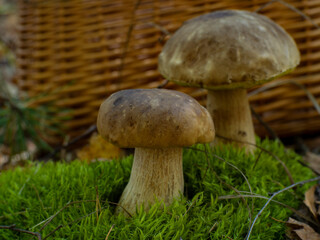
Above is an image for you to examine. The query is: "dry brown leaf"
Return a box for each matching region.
[303,152,320,175]
[287,217,320,240]
[304,185,318,219]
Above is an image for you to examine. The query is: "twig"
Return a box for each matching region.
[254,0,276,12]
[147,22,171,37]
[0,224,42,240]
[250,106,279,141]
[105,224,115,240]
[245,176,320,240]
[252,150,263,170]
[147,22,172,43]
[249,79,320,115]
[156,79,169,89]
[255,0,320,30]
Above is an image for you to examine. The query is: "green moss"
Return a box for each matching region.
[0,139,314,239]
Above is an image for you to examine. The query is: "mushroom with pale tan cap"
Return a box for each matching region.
[158,10,300,152]
[97,89,215,216]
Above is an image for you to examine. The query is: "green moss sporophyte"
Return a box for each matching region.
[158,10,300,153]
[97,89,215,216]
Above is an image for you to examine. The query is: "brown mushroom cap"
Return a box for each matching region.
[158,10,300,90]
[97,89,215,148]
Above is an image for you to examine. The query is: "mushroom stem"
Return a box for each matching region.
[206,89,255,152]
[116,147,184,216]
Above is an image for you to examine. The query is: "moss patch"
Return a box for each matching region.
[0,139,314,239]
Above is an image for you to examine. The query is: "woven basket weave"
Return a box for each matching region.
[15,0,320,143]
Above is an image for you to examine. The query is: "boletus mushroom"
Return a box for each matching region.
[158,10,300,152]
[97,89,214,216]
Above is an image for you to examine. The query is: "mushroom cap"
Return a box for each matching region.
[158,10,300,90]
[97,89,215,148]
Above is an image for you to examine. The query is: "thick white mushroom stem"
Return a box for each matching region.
[206,89,255,152]
[116,147,184,216]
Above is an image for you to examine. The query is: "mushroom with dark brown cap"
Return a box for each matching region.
[158,10,300,152]
[97,89,215,216]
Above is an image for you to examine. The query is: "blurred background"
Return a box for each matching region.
[1,0,320,167]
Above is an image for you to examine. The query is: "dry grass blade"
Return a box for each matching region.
[208,222,218,233]
[105,224,115,240]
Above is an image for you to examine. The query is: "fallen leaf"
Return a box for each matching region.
[304,185,318,219]
[287,217,320,240]
[76,133,124,162]
[303,152,320,175]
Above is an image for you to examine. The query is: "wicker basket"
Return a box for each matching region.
[15,0,320,144]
